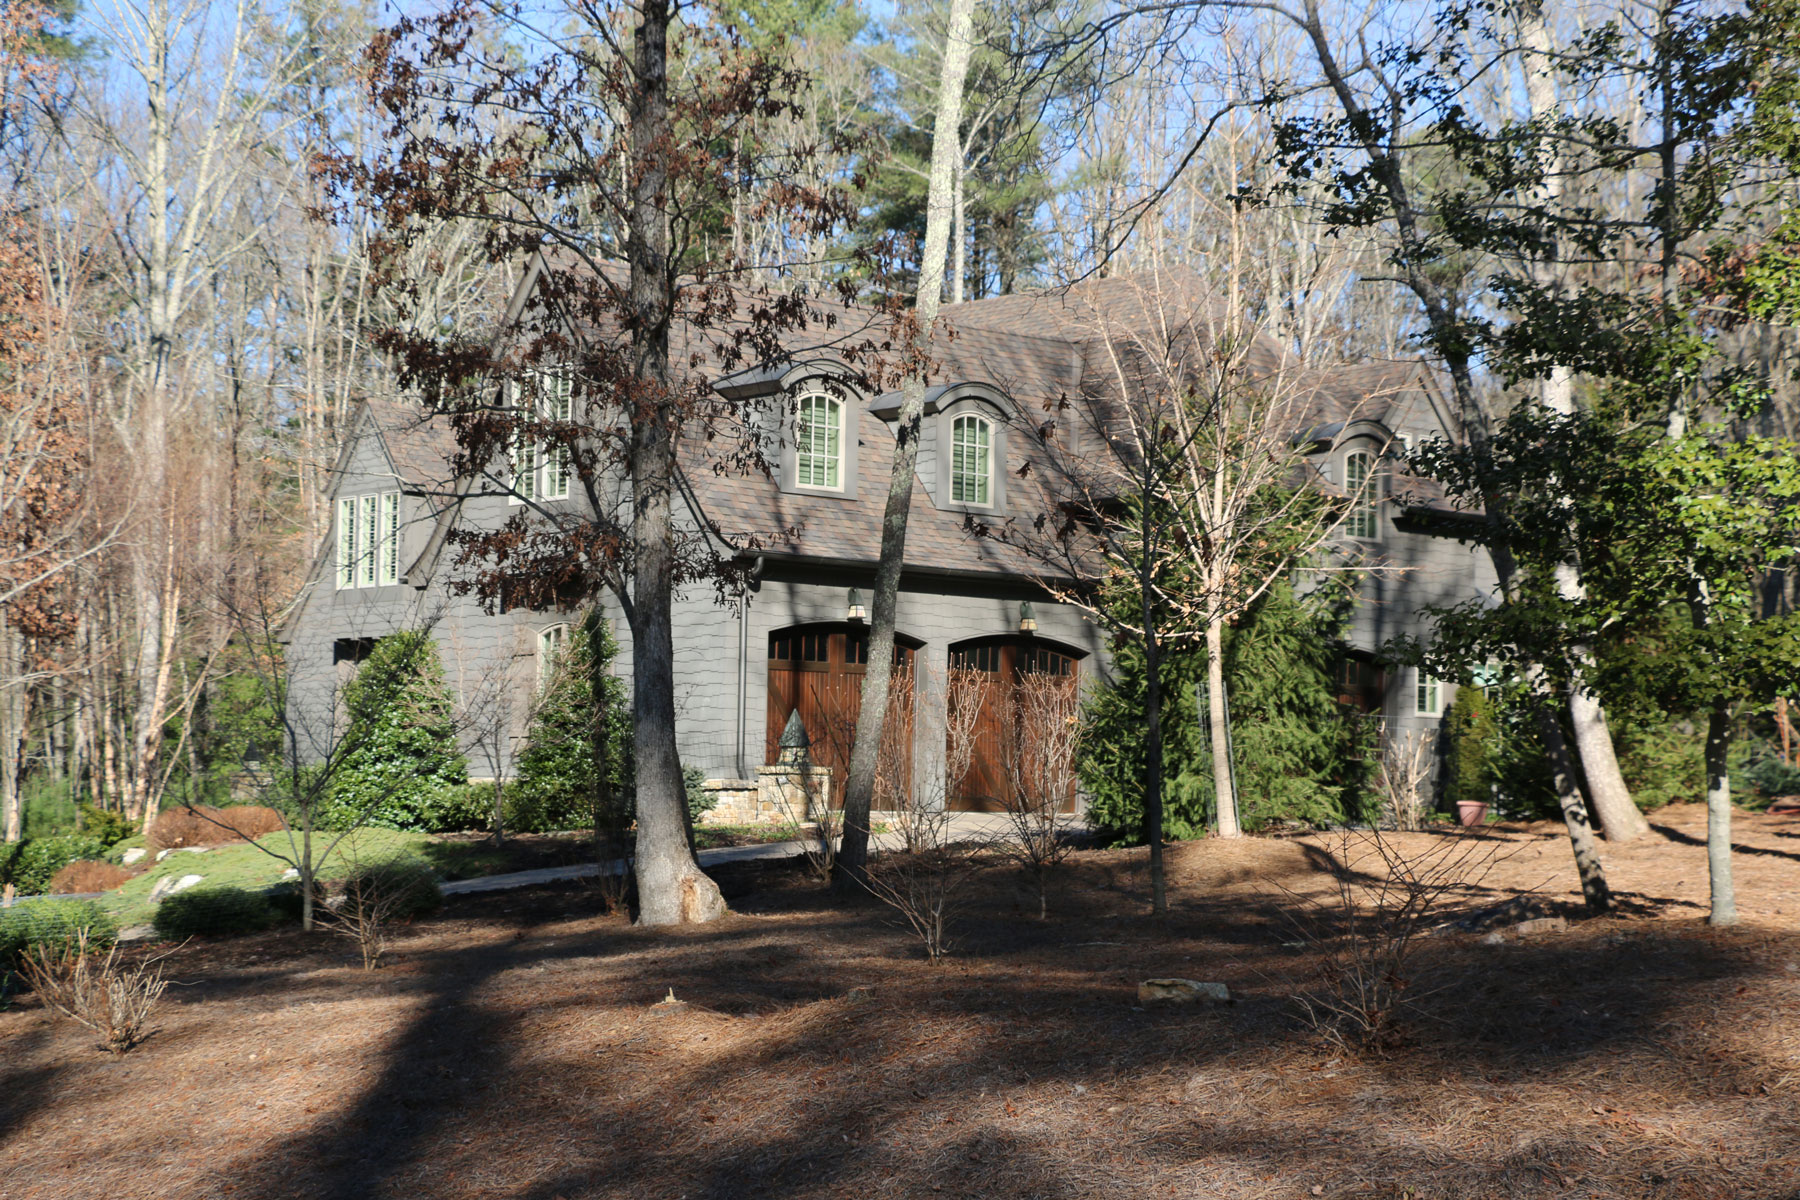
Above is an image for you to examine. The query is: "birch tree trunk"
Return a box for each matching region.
[626,0,724,926]
[0,614,24,843]
[835,0,979,891]
[1534,697,1611,913]
[1704,697,1737,926]
[1205,615,1239,838]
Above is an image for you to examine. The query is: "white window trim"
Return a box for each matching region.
[336,491,402,590]
[510,372,573,504]
[949,413,995,508]
[1344,449,1379,540]
[793,391,846,493]
[1415,670,1445,717]
[537,624,568,690]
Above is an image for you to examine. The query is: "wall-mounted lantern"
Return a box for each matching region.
[1019,601,1038,633]
[847,588,868,623]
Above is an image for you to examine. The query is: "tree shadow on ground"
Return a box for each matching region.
[186,859,1800,1200]
[1651,822,1800,862]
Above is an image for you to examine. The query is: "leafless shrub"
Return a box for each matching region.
[892,666,990,856]
[1278,829,1500,1054]
[19,930,171,1055]
[591,803,634,917]
[318,855,441,970]
[862,809,991,963]
[996,671,1081,918]
[1377,729,1438,831]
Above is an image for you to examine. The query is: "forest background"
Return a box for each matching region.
[1,0,1797,873]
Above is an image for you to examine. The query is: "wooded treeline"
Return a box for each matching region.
[3,0,1799,924]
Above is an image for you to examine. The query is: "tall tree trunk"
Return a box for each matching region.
[1566,675,1648,840]
[1704,698,1737,926]
[626,0,724,926]
[1515,3,1647,842]
[951,158,966,305]
[834,0,979,892]
[1205,615,1240,838]
[1533,696,1610,914]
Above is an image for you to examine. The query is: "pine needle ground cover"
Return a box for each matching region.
[3,802,1799,1200]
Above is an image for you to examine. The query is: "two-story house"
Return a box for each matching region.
[279,262,1496,820]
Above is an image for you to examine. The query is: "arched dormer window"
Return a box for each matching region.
[795,391,845,491]
[1344,449,1378,540]
[536,623,568,690]
[950,414,993,505]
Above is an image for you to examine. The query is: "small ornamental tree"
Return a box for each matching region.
[320,631,467,832]
[512,613,633,834]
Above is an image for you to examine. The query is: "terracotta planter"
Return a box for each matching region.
[1455,800,1490,827]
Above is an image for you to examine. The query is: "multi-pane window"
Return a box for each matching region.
[1345,450,1378,539]
[1415,671,1444,716]
[796,393,843,489]
[537,624,567,690]
[512,372,573,503]
[336,492,400,590]
[950,415,992,505]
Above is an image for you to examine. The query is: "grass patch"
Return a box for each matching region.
[693,822,807,850]
[100,828,432,927]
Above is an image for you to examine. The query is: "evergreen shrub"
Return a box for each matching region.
[511,613,634,834]
[153,886,279,939]
[319,630,468,832]
[1441,687,1500,813]
[335,856,441,921]
[1080,579,1367,844]
[0,900,117,969]
[78,805,136,847]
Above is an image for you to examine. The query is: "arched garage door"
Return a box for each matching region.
[946,636,1082,813]
[766,624,918,808]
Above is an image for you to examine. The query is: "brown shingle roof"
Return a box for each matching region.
[357,261,1442,582]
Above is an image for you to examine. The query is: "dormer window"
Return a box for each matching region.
[950,414,993,506]
[795,392,844,491]
[511,372,572,503]
[1344,449,1377,539]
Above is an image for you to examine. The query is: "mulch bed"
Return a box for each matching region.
[3,802,1798,1199]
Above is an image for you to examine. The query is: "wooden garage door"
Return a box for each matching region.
[946,637,1081,813]
[766,625,915,808]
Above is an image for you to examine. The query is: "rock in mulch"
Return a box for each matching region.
[1138,978,1231,1006]
[1480,916,1569,944]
